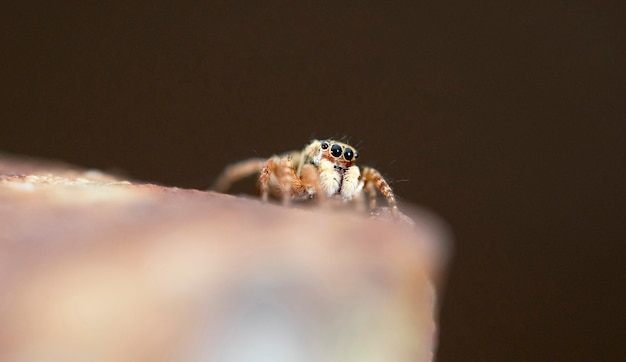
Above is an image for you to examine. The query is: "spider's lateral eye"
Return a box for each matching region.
[344,148,354,161]
[330,144,342,157]
[321,141,329,150]
[354,153,359,159]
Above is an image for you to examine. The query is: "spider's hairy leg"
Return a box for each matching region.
[212,158,266,193]
[278,156,295,206]
[259,155,311,205]
[364,179,377,210]
[279,156,317,204]
[361,167,399,219]
[285,150,303,165]
[300,163,326,204]
[297,140,321,174]
[258,156,280,203]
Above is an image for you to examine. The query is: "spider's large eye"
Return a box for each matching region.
[330,144,342,157]
[344,148,354,161]
[321,141,329,150]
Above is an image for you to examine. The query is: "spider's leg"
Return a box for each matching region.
[364,178,377,210]
[362,167,399,219]
[278,157,294,206]
[212,158,266,193]
[259,156,280,202]
[300,163,326,204]
[277,156,310,205]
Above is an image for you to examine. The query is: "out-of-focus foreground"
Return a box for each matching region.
[0,154,449,362]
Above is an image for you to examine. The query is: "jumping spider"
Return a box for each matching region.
[212,139,399,219]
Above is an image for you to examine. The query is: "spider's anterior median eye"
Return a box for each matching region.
[344,148,354,161]
[321,141,329,150]
[330,144,342,157]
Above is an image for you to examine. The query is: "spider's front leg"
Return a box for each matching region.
[258,156,279,203]
[300,164,326,204]
[364,178,377,211]
[361,167,399,219]
[259,155,310,205]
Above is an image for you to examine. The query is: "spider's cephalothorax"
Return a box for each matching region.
[212,139,398,219]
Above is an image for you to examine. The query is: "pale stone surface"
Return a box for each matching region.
[0,153,449,362]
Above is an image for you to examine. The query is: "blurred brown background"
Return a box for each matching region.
[1,2,624,361]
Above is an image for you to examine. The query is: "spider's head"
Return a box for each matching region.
[315,139,359,170]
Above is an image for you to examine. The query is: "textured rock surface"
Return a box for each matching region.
[0,153,449,362]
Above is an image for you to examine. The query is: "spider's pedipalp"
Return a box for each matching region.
[340,165,362,201]
[318,158,341,197]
